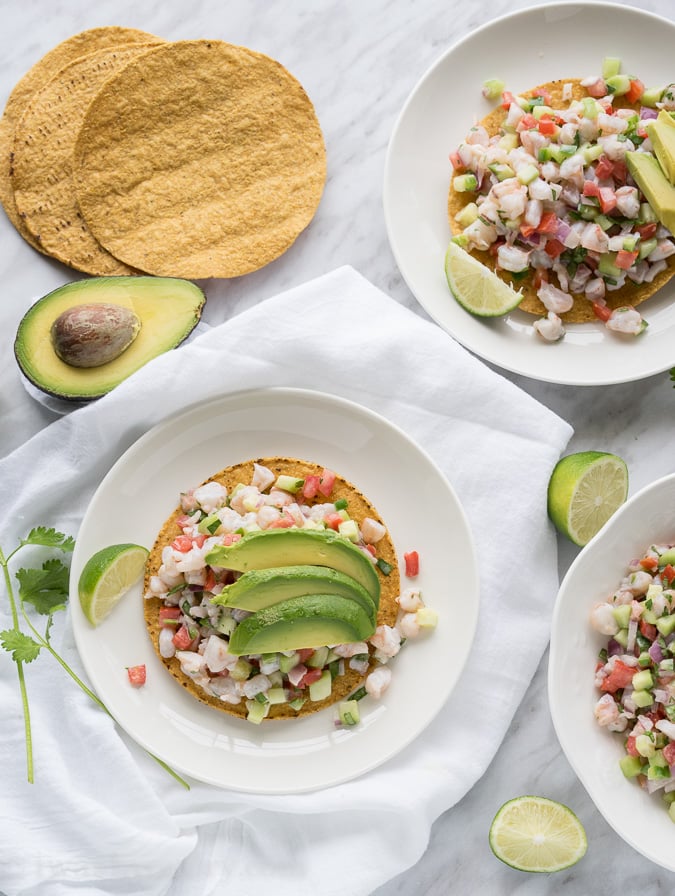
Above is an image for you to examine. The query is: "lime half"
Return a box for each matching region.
[489,796,587,873]
[78,543,149,626]
[444,241,524,317]
[547,451,628,547]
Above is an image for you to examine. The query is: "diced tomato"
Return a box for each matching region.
[268,516,295,528]
[302,474,321,499]
[204,569,217,593]
[640,555,659,571]
[517,112,538,131]
[298,667,323,688]
[593,302,612,323]
[594,155,615,180]
[663,742,675,766]
[159,606,182,625]
[625,734,640,758]
[544,238,566,259]
[501,90,516,110]
[600,659,636,693]
[192,533,207,549]
[533,269,548,290]
[611,159,628,184]
[583,180,600,198]
[626,78,645,104]
[448,150,464,171]
[404,550,420,577]
[538,117,557,136]
[172,623,194,650]
[585,77,608,98]
[297,647,315,663]
[171,535,193,552]
[519,223,537,239]
[325,512,343,531]
[364,544,377,557]
[221,533,242,546]
[662,563,675,585]
[176,514,192,529]
[537,211,559,235]
[318,468,336,497]
[127,664,146,688]
[637,222,658,239]
[639,618,658,641]
[615,249,639,270]
[598,187,617,214]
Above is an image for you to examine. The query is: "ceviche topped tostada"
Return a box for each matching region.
[143,457,436,726]
[447,57,675,342]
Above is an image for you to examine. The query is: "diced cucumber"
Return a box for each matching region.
[601,57,622,80]
[338,519,359,542]
[454,202,479,228]
[309,669,333,702]
[216,614,237,636]
[650,748,670,769]
[289,696,306,711]
[582,97,600,120]
[267,670,283,688]
[306,645,330,668]
[532,104,554,120]
[633,690,655,709]
[642,606,658,625]
[642,86,665,108]
[639,237,658,260]
[482,78,505,100]
[416,607,438,629]
[638,651,653,668]
[658,547,675,566]
[638,201,658,224]
[453,173,478,193]
[613,628,629,648]
[632,668,654,691]
[338,700,361,727]
[657,614,675,637]
[246,698,270,724]
[488,162,515,181]
[581,141,603,162]
[451,234,469,248]
[266,687,288,705]
[517,163,539,185]
[198,512,222,534]
[230,658,254,681]
[498,133,519,151]
[598,254,622,279]
[279,651,300,673]
[274,475,304,494]
[605,74,631,96]
[635,733,656,757]
[619,754,644,778]
[595,214,614,232]
[612,604,631,629]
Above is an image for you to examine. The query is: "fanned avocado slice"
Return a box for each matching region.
[227,593,375,655]
[213,564,377,624]
[14,275,205,401]
[205,528,381,607]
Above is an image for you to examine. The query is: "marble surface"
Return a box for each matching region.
[2,0,675,892]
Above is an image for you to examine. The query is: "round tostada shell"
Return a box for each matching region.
[73,40,327,279]
[447,78,675,322]
[144,457,400,721]
[0,26,160,253]
[12,42,163,275]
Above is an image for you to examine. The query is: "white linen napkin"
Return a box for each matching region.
[0,266,572,896]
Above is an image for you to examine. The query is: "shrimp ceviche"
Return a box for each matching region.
[591,542,675,819]
[448,58,675,341]
[143,458,436,727]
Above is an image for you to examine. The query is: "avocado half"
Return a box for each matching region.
[14,276,206,401]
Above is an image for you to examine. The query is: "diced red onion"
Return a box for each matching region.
[555,220,571,241]
[607,638,623,656]
[649,641,664,663]
[640,107,658,120]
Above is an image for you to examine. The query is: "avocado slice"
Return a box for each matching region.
[626,151,675,234]
[213,564,377,623]
[646,111,675,186]
[227,593,375,655]
[14,276,205,401]
[205,528,381,607]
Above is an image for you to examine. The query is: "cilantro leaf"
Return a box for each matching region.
[16,558,70,615]
[21,527,75,553]
[0,629,41,663]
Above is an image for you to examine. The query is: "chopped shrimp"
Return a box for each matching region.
[251,463,275,492]
[398,613,421,639]
[589,602,619,636]
[397,588,424,612]
[361,517,386,544]
[533,312,565,342]
[497,244,530,273]
[193,481,228,514]
[594,694,627,731]
[365,666,392,699]
[369,624,401,658]
[606,307,644,335]
[537,281,574,315]
[332,641,370,658]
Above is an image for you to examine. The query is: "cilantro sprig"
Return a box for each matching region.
[0,528,188,788]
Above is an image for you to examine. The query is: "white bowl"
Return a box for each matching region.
[549,472,675,870]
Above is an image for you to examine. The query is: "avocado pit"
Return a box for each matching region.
[50,302,141,368]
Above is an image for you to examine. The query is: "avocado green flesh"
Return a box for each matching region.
[626,151,675,235]
[213,564,377,623]
[227,593,375,655]
[647,112,675,186]
[14,276,205,401]
[205,528,380,607]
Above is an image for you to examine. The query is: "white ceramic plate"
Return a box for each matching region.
[384,2,675,386]
[71,388,478,793]
[549,473,675,870]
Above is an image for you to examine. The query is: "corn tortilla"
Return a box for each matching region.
[73,40,327,279]
[0,26,160,253]
[12,43,162,275]
[144,458,400,721]
[447,79,675,322]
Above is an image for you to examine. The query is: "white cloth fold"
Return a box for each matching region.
[0,266,572,896]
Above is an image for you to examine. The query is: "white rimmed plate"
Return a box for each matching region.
[70,388,478,793]
[384,2,675,385]
[549,472,675,870]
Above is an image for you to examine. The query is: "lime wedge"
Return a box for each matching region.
[547,451,628,546]
[489,796,587,873]
[78,543,149,626]
[444,240,524,317]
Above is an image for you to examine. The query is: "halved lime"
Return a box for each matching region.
[78,543,149,626]
[547,451,628,547]
[489,795,587,873]
[444,240,524,317]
